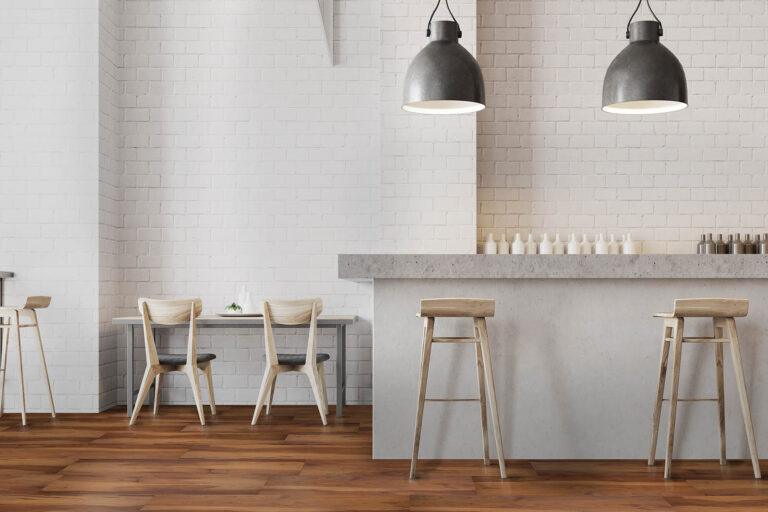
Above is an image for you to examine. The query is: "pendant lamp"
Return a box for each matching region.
[402,0,485,114]
[602,0,687,114]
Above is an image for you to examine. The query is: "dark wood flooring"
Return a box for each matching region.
[0,405,766,511]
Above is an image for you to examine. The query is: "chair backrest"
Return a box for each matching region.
[672,298,748,318]
[420,298,495,318]
[23,296,51,309]
[262,299,322,367]
[138,298,202,366]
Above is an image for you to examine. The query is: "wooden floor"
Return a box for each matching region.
[0,405,766,511]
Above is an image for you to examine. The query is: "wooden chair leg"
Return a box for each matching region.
[475,334,489,466]
[153,373,163,415]
[130,366,157,426]
[252,367,276,425]
[649,322,672,465]
[477,317,507,479]
[14,317,26,426]
[202,364,216,415]
[307,366,328,426]
[186,367,206,426]
[32,316,55,418]
[318,362,329,415]
[664,318,684,479]
[713,319,726,465]
[0,327,9,417]
[725,318,761,478]
[410,316,434,479]
[266,374,276,415]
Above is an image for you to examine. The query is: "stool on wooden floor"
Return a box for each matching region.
[649,298,760,479]
[410,298,506,479]
[0,296,55,426]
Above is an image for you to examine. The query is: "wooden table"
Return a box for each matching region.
[113,314,357,418]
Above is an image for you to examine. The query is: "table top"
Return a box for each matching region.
[0,271,14,278]
[112,314,357,326]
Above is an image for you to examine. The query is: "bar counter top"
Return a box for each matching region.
[339,254,768,280]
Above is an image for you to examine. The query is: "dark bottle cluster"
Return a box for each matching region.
[697,233,768,254]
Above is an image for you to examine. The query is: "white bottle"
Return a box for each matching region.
[595,233,608,254]
[539,233,553,254]
[525,234,537,254]
[237,285,247,308]
[483,234,497,255]
[579,233,592,254]
[608,234,620,254]
[498,234,510,255]
[623,233,638,254]
[242,292,257,314]
[512,233,525,254]
[567,233,580,254]
[553,234,565,254]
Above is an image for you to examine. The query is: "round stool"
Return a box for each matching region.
[649,298,760,479]
[0,296,55,426]
[410,298,506,479]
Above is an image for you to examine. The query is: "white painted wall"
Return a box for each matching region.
[477,0,768,254]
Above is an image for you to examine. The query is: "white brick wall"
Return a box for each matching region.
[477,0,768,254]
[0,0,101,412]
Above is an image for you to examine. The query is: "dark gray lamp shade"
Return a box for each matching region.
[403,21,485,114]
[603,21,687,115]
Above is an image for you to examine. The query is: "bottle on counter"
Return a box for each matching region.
[567,233,579,254]
[524,234,537,254]
[761,233,768,254]
[622,233,638,254]
[579,233,592,254]
[483,234,497,255]
[539,233,553,254]
[512,233,525,254]
[498,234,510,255]
[705,233,716,254]
[553,233,565,254]
[696,234,706,254]
[731,233,745,254]
[715,234,728,254]
[608,234,620,254]
[595,233,608,254]
[745,234,756,254]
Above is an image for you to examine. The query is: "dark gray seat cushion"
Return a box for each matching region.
[158,353,216,366]
[274,353,330,366]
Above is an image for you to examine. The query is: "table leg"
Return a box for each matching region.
[126,325,134,416]
[336,324,346,417]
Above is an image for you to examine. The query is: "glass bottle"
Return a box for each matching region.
[745,234,756,254]
[696,234,705,254]
[732,233,745,254]
[705,233,716,254]
[715,234,728,254]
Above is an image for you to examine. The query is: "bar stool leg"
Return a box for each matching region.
[725,318,761,479]
[648,321,672,465]
[14,313,27,426]
[474,337,490,466]
[410,316,434,479]
[713,319,726,465]
[32,311,55,417]
[153,373,163,415]
[664,318,684,479]
[476,317,507,479]
[0,327,9,417]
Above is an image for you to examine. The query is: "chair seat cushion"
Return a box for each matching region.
[274,353,330,366]
[158,353,216,366]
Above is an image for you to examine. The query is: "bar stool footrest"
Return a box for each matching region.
[431,337,479,343]
[424,398,480,402]
[665,337,730,343]
[662,398,718,402]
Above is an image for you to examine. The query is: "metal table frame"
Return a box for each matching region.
[0,272,14,363]
[112,315,356,418]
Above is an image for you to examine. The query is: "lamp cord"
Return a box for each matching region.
[625,0,663,39]
[426,0,462,38]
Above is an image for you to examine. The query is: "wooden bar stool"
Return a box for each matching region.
[0,296,55,426]
[410,298,506,479]
[649,298,760,479]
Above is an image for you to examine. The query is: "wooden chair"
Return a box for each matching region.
[410,298,506,479]
[649,298,760,479]
[251,298,329,426]
[0,296,55,426]
[130,298,216,426]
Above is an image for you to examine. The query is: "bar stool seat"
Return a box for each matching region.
[0,296,56,426]
[649,298,760,479]
[410,298,507,479]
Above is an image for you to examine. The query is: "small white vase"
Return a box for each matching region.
[579,233,592,254]
[242,292,258,314]
[484,234,497,255]
[539,233,553,254]
[553,234,565,254]
[608,234,619,254]
[595,233,608,255]
[512,233,525,254]
[623,233,638,254]
[567,233,579,254]
[498,234,510,255]
[525,234,537,254]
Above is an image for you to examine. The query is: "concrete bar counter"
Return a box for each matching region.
[340,254,768,460]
